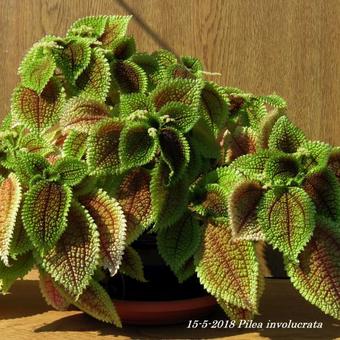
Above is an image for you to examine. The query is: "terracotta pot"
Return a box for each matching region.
[114,295,217,325]
[104,234,217,325]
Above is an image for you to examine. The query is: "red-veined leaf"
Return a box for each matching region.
[196,218,259,311]
[0,174,22,265]
[303,170,340,224]
[42,202,100,298]
[224,128,257,164]
[80,189,126,276]
[257,187,316,260]
[19,45,56,94]
[22,181,72,252]
[76,48,110,102]
[268,116,306,153]
[65,279,122,326]
[54,38,91,83]
[116,168,152,244]
[151,78,203,111]
[111,60,148,93]
[87,118,124,175]
[11,78,65,132]
[39,269,70,311]
[229,181,264,241]
[61,98,109,133]
[285,220,340,320]
[98,15,131,49]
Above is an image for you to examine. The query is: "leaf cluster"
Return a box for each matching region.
[0,15,339,325]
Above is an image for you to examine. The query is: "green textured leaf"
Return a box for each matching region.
[265,154,300,185]
[54,38,91,83]
[63,130,88,159]
[0,174,22,265]
[158,102,200,133]
[76,48,110,102]
[166,63,196,80]
[303,170,340,224]
[131,53,159,88]
[22,181,72,252]
[229,181,264,241]
[42,201,100,298]
[80,189,126,276]
[112,36,136,60]
[151,78,203,111]
[98,15,131,49]
[196,218,259,310]
[119,122,158,170]
[11,78,65,132]
[65,279,122,326]
[52,157,88,186]
[111,60,148,94]
[285,220,340,320]
[9,206,32,258]
[181,55,203,75]
[39,269,70,311]
[173,257,196,283]
[268,116,306,153]
[151,161,188,230]
[159,127,190,184]
[119,92,155,118]
[214,167,245,194]
[257,108,283,149]
[117,168,152,245]
[229,151,271,181]
[200,81,228,133]
[299,141,331,174]
[193,183,229,218]
[245,99,267,131]
[190,117,220,158]
[61,98,109,133]
[14,151,49,184]
[18,133,54,155]
[257,187,316,260]
[120,246,146,282]
[67,16,107,39]
[87,118,124,175]
[157,213,201,272]
[152,49,177,70]
[258,94,287,109]
[0,252,34,293]
[19,45,56,94]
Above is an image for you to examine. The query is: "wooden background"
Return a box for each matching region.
[0,0,339,144]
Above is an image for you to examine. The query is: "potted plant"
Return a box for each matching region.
[0,15,339,327]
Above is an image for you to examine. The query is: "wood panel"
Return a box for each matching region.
[0,0,339,145]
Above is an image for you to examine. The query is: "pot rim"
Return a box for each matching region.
[113,295,216,312]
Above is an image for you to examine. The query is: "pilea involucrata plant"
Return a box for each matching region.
[0,15,339,326]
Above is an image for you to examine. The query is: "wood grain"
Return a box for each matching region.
[0,0,339,145]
